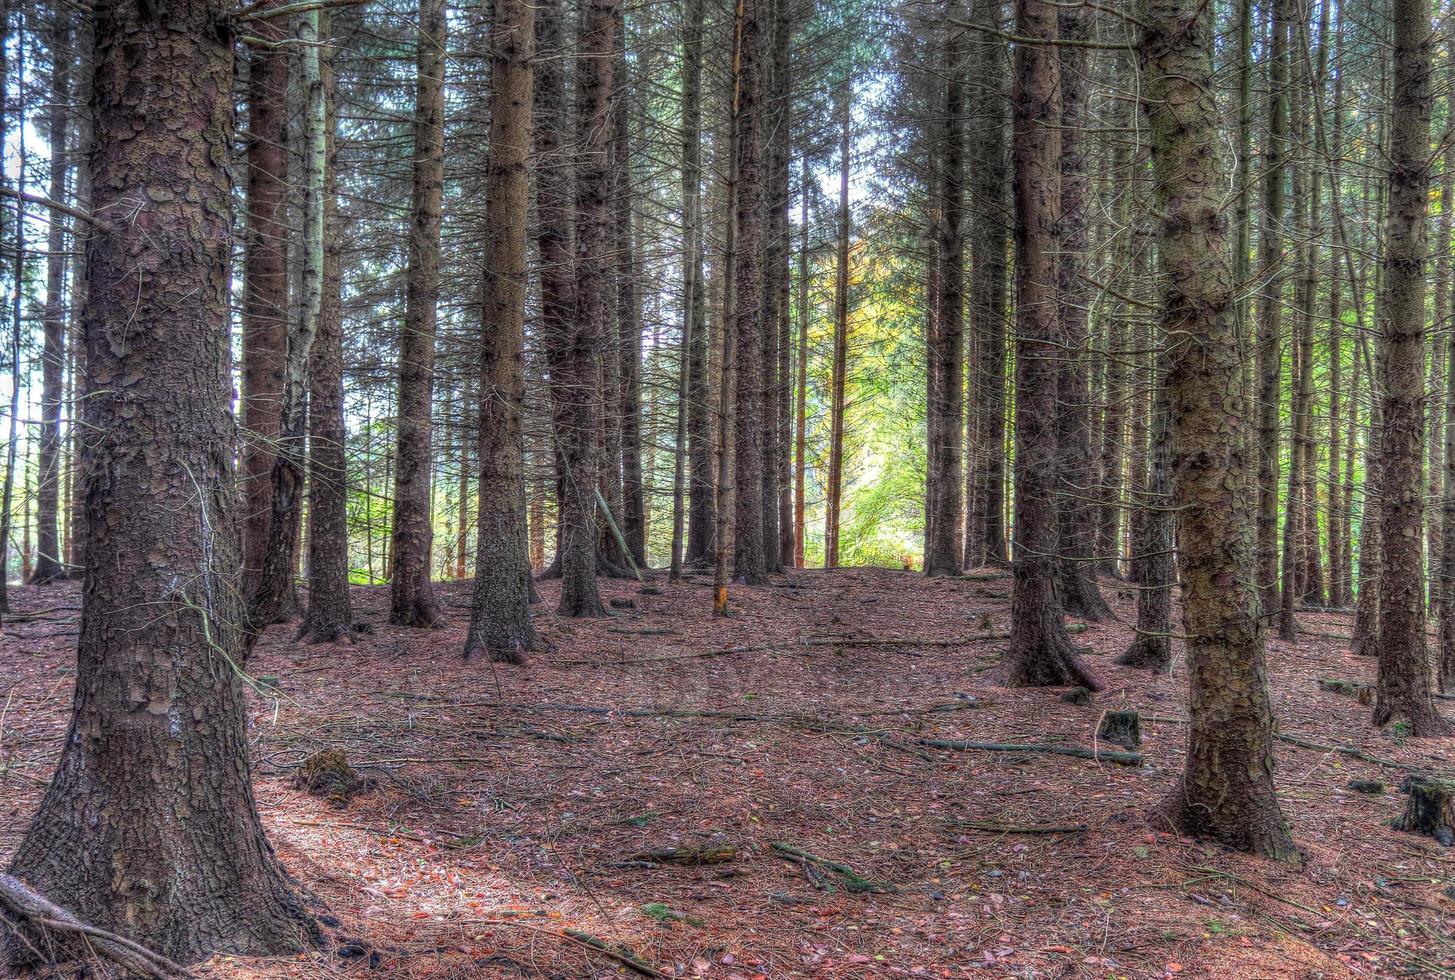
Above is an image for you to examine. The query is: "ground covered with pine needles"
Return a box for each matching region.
[4,568,1455,978]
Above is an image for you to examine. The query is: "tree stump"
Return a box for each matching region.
[1393,777,1455,845]
[1097,710,1142,750]
[293,750,372,808]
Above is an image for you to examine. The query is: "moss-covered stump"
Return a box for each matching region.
[1097,710,1142,750]
[293,750,372,808]
[1393,777,1455,845]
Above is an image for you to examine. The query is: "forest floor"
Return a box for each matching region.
[4,568,1455,979]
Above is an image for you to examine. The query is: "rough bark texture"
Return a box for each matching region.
[300,11,353,644]
[1139,0,1297,860]
[671,0,704,579]
[731,0,767,585]
[31,21,69,586]
[390,0,448,628]
[467,0,541,663]
[1254,0,1291,619]
[1004,0,1101,691]
[556,0,616,617]
[240,13,290,597]
[7,0,320,961]
[824,85,851,569]
[966,0,1009,567]
[1372,0,1443,735]
[613,33,646,568]
[925,5,965,577]
[1118,351,1172,670]
[1052,4,1111,620]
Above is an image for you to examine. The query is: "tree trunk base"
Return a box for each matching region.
[1116,635,1170,671]
[1097,710,1141,750]
[1393,777,1455,845]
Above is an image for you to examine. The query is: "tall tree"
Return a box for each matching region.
[30,17,70,586]
[390,0,448,628]
[7,0,320,958]
[555,0,618,617]
[299,6,353,644]
[1139,0,1297,860]
[1052,2,1111,620]
[1372,0,1443,735]
[239,14,290,599]
[925,3,965,577]
[732,0,768,585]
[824,81,851,568]
[467,0,542,662]
[1004,0,1101,690]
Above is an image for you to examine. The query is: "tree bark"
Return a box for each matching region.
[925,3,965,577]
[7,0,320,960]
[467,0,542,662]
[299,7,354,644]
[1004,0,1101,691]
[389,0,448,628]
[1372,0,1443,735]
[824,83,851,569]
[30,19,69,586]
[1139,0,1297,860]
[240,11,290,599]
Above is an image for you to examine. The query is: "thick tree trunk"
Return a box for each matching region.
[467,0,542,662]
[925,4,965,577]
[1053,4,1110,620]
[240,17,290,601]
[764,0,793,574]
[7,0,319,961]
[556,0,617,617]
[390,0,448,628]
[1004,0,1101,691]
[1139,0,1296,860]
[31,22,69,586]
[299,11,353,645]
[731,0,768,585]
[1373,0,1443,735]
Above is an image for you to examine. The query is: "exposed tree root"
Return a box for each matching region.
[0,873,189,978]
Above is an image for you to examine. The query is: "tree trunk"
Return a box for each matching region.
[390,0,448,627]
[966,0,1008,567]
[824,82,851,569]
[240,13,290,598]
[731,0,768,585]
[1118,347,1171,670]
[1255,0,1291,619]
[7,0,320,960]
[64,10,93,581]
[30,20,69,586]
[299,8,354,645]
[1139,0,1297,861]
[467,0,542,662]
[925,3,965,577]
[1004,0,1101,691]
[614,32,646,567]
[556,0,617,616]
[1372,0,1443,735]
[1053,3,1110,620]
[793,165,810,568]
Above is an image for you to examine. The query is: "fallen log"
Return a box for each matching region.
[910,737,1142,766]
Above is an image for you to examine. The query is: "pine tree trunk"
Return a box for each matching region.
[1118,347,1171,670]
[30,19,69,586]
[240,17,290,598]
[64,10,93,581]
[824,84,851,569]
[966,0,1008,567]
[671,0,704,579]
[389,0,448,627]
[1053,3,1110,620]
[925,4,965,577]
[1004,0,1101,691]
[793,167,810,568]
[1255,0,1291,619]
[557,0,616,616]
[731,0,768,585]
[467,0,542,661]
[613,34,646,567]
[7,0,320,959]
[1373,0,1443,734]
[1139,0,1297,860]
[300,9,354,644]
